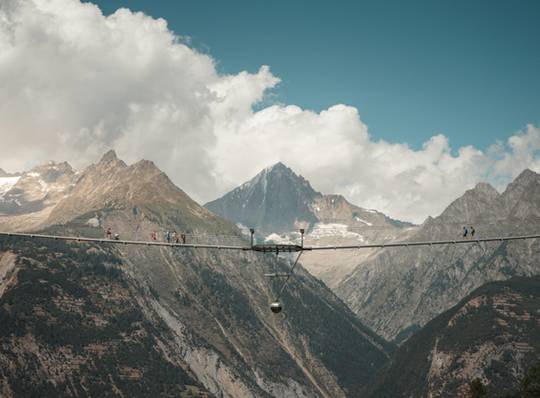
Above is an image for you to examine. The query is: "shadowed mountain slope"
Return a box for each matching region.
[368,277,540,398]
[205,162,322,235]
[337,169,540,342]
[0,238,212,398]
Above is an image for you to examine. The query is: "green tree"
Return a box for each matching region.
[521,362,540,398]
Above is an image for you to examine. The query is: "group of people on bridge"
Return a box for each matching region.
[106,225,477,243]
[152,230,186,244]
[463,226,476,239]
[105,227,120,240]
[105,227,186,244]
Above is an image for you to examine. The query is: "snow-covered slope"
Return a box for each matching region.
[0,176,21,199]
[0,162,75,231]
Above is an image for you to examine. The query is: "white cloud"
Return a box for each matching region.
[0,0,278,195]
[1,0,539,223]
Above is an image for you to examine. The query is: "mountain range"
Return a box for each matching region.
[337,168,540,343]
[1,153,539,397]
[207,162,540,347]
[0,152,391,397]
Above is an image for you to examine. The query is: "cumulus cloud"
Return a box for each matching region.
[1,0,539,223]
[0,0,278,195]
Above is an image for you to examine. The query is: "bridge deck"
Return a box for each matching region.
[1,231,539,252]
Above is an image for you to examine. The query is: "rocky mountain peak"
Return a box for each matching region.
[472,182,499,198]
[205,163,324,233]
[497,168,540,214]
[336,168,540,345]
[261,161,319,194]
[0,160,77,226]
[27,161,75,181]
[205,163,413,287]
[132,159,161,174]
[512,168,539,187]
[44,152,220,233]
[91,151,127,174]
[0,168,21,178]
[502,168,540,198]
[432,181,499,224]
[99,149,118,163]
[267,161,287,171]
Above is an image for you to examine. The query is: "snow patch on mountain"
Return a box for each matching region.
[0,177,20,198]
[309,223,365,241]
[354,216,373,226]
[86,217,100,228]
[236,223,251,237]
[264,233,296,245]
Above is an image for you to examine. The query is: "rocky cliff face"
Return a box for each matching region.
[0,152,391,397]
[337,169,540,342]
[205,163,413,287]
[368,277,540,398]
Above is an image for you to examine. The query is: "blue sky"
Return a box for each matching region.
[89,0,540,151]
[2,0,540,221]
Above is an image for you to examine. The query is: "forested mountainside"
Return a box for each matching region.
[368,277,540,398]
[0,238,211,397]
